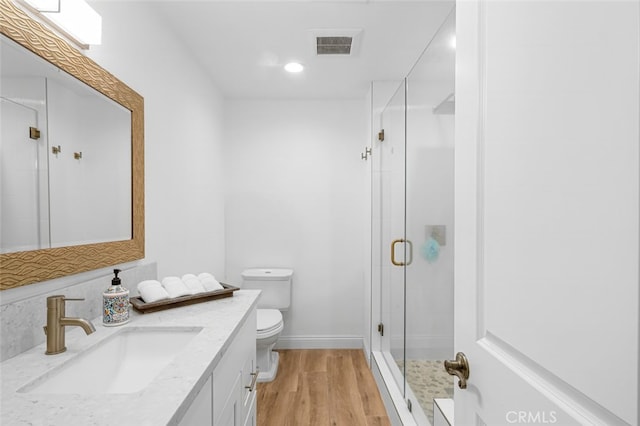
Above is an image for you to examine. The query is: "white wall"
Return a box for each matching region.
[87,2,227,279]
[224,99,367,348]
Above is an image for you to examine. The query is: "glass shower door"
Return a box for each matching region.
[377,79,407,395]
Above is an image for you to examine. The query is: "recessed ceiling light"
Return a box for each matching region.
[284,62,304,73]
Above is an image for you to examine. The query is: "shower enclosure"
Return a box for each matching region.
[371,10,455,425]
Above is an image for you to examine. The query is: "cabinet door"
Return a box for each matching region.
[179,375,213,426]
[242,394,256,426]
[216,371,241,426]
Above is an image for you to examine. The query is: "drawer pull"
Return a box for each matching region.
[245,371,258,392]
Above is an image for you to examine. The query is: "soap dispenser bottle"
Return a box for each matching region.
[103,269,130,326]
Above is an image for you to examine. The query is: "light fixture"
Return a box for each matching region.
[19,0,102,48]
[284,62,304,73]
[450,35,456,49]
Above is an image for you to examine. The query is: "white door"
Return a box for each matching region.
[454,1,639,426]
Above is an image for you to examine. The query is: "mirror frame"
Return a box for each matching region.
[0,0,144,290]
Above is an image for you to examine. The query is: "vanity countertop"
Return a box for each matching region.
[0,289,260,426]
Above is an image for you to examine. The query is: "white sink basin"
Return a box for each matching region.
[20,327,202,394]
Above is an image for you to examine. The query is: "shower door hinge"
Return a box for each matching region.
[29,126,40,140]
[377,323,384,336]
[378,129,385,142]
[407,399,413,413]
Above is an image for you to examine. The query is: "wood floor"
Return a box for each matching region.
[257,349,391,426]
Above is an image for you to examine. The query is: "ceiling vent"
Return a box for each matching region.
[316,36,352,55]
[310,29,362,56]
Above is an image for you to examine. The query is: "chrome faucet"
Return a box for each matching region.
[43,295,96,355]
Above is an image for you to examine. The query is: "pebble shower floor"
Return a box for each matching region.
[396,359,454,424]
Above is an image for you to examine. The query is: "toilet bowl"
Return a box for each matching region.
[256,309,284,381]
[241,268,293,383]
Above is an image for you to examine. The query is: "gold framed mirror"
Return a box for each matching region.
[0,0,144,290]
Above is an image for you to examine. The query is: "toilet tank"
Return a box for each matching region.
[241,268,293,310]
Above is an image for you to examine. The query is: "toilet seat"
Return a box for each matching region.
[257,309,283,338]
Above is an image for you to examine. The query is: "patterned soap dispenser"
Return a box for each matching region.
[103,269,130,326]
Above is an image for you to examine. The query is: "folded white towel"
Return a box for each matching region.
[161,276,191,298]
[183,276,206,295]
[182,273,198,281]
[198,272,224,292]
[197,272,215,281]
[137,280,170,303]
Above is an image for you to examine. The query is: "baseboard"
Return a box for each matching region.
[363,339,372,367]
[274,335,364,350]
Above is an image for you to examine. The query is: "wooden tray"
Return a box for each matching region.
[130,283,239,314]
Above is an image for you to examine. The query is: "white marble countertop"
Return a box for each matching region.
[1,290,260,426]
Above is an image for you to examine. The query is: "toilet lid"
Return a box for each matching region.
[257,309,283,332]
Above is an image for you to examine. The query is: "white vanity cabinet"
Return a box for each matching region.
[179,307,257,426]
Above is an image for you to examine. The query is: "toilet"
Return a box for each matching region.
[241,268,293,382]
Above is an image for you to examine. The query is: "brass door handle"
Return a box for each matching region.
[391,239,413,266]
[444,352,470,389]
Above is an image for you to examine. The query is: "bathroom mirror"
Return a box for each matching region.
[0,0,144,289]
[1,34,132,254]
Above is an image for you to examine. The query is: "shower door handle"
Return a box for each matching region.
[391,239,413,266]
